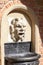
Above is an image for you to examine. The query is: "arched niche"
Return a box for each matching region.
[1,4,40,65]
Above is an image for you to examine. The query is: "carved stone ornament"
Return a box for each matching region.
[9,18,26,42]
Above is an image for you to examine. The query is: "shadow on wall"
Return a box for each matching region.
[20,0,31,7]
[20,0,37,7]
[39,25,43,46]
[21,0,43,47]
[38,11,43,46]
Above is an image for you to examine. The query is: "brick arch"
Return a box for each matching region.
[1,4,40,65]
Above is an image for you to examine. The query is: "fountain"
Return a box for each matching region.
[4,16,40,65]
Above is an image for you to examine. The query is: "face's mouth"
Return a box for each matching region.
[19,33,24,35]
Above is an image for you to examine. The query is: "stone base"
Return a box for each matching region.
[5,60,39,65]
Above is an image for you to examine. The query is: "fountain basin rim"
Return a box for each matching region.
[5,53,40,62]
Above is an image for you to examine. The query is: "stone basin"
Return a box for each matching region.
[4,43,40,65]
[5,52,40,62]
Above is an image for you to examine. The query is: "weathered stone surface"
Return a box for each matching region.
[4,42,31,54]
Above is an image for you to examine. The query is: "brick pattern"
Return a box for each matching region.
[0,0,9,9]
[0,0,43,65]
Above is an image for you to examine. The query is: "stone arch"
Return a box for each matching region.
[1,4,40,65]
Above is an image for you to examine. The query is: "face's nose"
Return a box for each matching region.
[20,26,25,32]
[21,25,23,29]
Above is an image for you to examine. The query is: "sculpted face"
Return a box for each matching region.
[10,18,26,42]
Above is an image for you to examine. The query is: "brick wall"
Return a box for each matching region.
[0,0,43,65]
[38,7,43,65]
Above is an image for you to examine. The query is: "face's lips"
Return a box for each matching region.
[19,33,24,35]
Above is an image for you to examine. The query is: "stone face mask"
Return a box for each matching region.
[9,18,26,42]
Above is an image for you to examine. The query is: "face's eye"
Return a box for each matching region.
[16,25,21,28]
[15,18,18,21]
[23,25,26,27]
